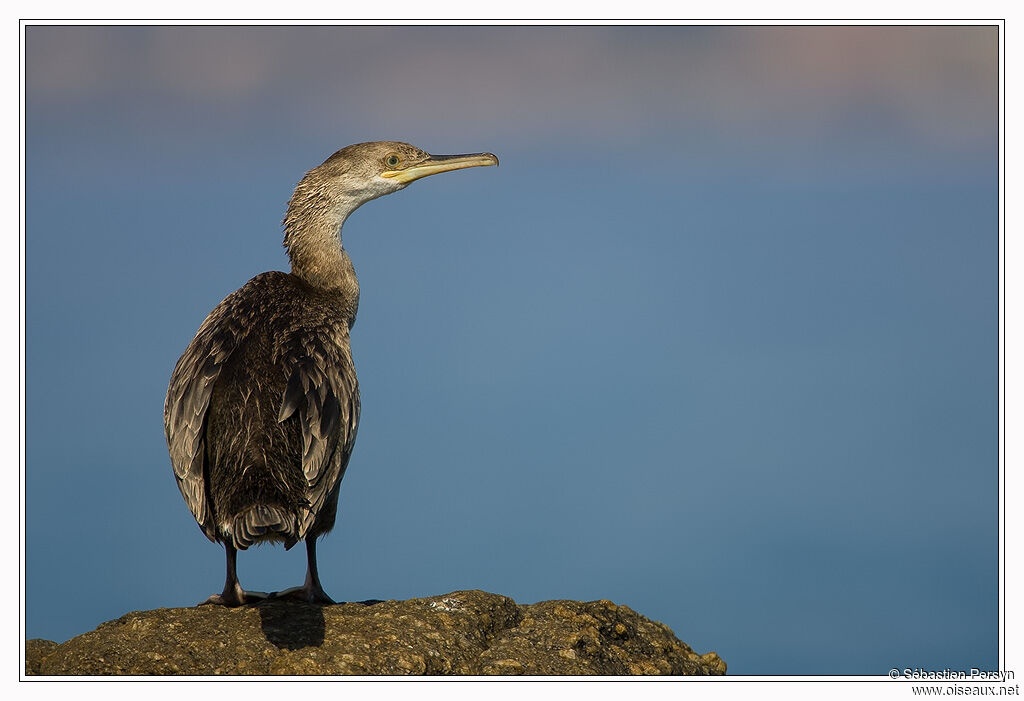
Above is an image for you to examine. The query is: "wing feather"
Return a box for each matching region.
[163,294,248,541]
[278,339,360,538]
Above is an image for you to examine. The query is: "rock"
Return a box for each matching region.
[26,590,725,676]
[25,639,58,675]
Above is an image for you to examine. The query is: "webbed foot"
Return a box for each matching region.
[268,584,335,605]
[199,584,269,607]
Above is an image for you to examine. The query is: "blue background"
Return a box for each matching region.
[25,25,998,674]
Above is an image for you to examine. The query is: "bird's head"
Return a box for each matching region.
[327,141,497,194]
[286,141,498,229]
[282,142,497,288]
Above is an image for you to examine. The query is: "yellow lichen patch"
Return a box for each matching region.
[552,604,574,619]
[700,652,728,674]
[483,659,525,675]
[395,654,426,674]
[628,660,661,675]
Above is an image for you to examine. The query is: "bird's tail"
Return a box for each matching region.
[229,504,299,551]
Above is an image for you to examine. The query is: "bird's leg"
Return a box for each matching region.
[303,537,335,604]
[199,543,268,606]
[269,537,335,605]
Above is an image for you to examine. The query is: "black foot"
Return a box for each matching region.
[268,584,335,605]
[199,586,269,607]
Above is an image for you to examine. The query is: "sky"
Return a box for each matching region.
[24,24,998,675]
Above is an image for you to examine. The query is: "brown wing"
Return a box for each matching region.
[163,288,251,541]
[277,337,360,537]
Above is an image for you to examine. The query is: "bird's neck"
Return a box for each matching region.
[283,190,361,320]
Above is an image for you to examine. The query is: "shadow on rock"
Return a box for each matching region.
[256,601,326,650]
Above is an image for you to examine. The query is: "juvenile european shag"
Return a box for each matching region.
[164,142,498,605]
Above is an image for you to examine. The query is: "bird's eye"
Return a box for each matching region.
[385,154,401,168]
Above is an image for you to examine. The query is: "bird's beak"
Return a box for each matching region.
[381,152,499,184]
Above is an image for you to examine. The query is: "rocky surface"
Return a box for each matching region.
[26,590,725,676]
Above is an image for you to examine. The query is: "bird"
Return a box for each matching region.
[164,141,498,606]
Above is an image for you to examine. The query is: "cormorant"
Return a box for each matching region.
[164,142,498,605]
